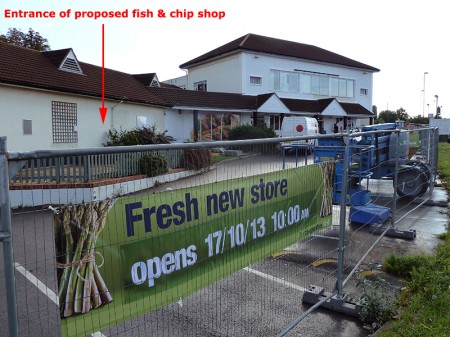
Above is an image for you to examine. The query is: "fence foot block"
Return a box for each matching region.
[302,285,359,317]
[369,225,416,240]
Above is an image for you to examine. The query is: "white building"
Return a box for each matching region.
[176,33,379,134]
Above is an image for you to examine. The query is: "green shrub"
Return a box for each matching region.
[139,154,169,177]
[383,253,433,279]
[181,149,212,170]
[227,124,277,154]
[228,124,276,140]
[356,276,398,330]
[105,126,174,146]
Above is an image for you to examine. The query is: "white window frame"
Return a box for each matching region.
[250,76,262,85]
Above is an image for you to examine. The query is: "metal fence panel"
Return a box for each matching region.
[0,127,440,337]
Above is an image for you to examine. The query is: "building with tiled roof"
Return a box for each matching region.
[178,33,378,133]
[1,36,375,151]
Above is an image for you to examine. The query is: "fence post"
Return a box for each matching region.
[391,129,400,227]
[0,137,19,337]
[336,132,350,299]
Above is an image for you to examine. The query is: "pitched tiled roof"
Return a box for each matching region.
[281,97,374,116]
[281,98,327,113]
[132,73,157,87]
[0,42,169,106]
[339,102,374,116]
[42,48,74,67]
[180,33,379,72]
[148,86,257,110]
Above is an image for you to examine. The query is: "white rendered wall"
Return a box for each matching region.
[164,109,193,142]
[186,54,242,93]
[0,85,164,151]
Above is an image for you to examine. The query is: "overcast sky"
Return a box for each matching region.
[1,0,449,118]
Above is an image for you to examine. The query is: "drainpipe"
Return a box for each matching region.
[110,99,124,129]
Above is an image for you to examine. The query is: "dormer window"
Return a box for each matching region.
[43,48,83,75]
[150,77,160,87]
[60,57,82,74]
[59,51,83,74]
[132,73,161,87]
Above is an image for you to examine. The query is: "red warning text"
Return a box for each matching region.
[4,9,56,18]
[3,8,226,21]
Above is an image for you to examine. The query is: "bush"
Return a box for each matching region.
[356,276,398,330]
[383,253,433,279]
[228,124,276,140]
[227,124,277,154]
[105,125,174,146]
[139,154,169,177]
[181,149,212,170]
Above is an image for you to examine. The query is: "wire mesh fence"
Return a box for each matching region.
[0,126,439,337]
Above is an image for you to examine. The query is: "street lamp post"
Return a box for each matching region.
[422,72,428,117]
[435,95,439,116]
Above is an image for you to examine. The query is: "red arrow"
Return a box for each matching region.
[99,24,108,124]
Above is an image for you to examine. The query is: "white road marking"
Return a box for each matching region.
[244,267,308,292]
[14,262,107,337]
[14,262,58,304]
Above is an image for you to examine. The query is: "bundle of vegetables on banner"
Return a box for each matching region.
[54,199,114,317]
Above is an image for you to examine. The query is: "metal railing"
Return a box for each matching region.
[9,149,183,184]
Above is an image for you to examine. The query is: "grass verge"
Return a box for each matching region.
[376,142,450,337]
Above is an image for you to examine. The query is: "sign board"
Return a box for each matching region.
[54,163,334,337]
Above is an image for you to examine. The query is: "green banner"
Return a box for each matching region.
[54,163,333,337]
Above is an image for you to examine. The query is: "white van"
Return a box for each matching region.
[280,116,319,140]
[280,116,319,153]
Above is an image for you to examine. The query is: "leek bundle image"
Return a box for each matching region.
[54,200,114,318]
[319,161,335,217]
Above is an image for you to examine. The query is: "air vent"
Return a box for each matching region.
[150,78,160,87]
[60,57,83,74]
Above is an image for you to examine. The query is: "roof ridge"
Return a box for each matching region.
[239,33,251,47]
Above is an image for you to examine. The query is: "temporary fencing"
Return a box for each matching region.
[0,125,439,337]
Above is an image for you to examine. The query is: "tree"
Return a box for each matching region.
[376,110,397,123]
[408,115,429,125]
[395,107,409,121]
[0,27,50,51]
[376,107,409,124]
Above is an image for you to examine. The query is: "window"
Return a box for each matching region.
[360,88,368,95]
[330,77,339,96]
[270,70,299,92]
[136,115,154,128]
[301,74,330,96]
[250,76,262,85]
[52,101,78,143]
[337,78,354,98]
[194,81,207,91]
[23,119,32,135]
